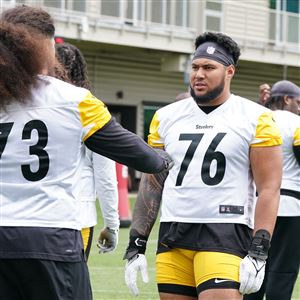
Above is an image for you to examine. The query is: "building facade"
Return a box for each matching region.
[2,0,299,135]
[2,0,299,159]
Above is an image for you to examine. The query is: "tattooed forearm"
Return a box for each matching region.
[130,169,168,237]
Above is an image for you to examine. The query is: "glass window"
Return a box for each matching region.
[44,0,62,8]
[125,0,145,22]
[270,0,276,9]
[73,0,86,12]
[151,0,163,23]
[151,0,171,24]
[102,0,120,17]
[269,0,299,43]
[287,14,299,42]
[286,0,299,13]
[205,0,223,32]
[206,1,222,11]
[126,0,133,19]
[269,0,299,12]
[137,0,145,20]
[175,0,189,27]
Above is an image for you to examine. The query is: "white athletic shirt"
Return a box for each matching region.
[0,76,111,230]
[148,95,282,229]
[272,110,300,216]
[77,149,119,229]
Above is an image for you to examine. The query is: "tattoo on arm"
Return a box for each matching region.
[130,170,168,237]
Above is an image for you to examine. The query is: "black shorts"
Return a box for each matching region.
[157,222,252,257]
[0,257,92,300]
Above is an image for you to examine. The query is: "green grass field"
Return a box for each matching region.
[88,197,300,300]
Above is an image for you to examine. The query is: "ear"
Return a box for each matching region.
[283,95,290,105]
[226,65,235,79]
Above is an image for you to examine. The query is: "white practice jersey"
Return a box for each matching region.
[148,95,282,229]
[0,76,111,230]
[77,148,119,229]
[273,110,300,216]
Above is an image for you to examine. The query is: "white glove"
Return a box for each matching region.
[239,254,266,295]
[97,227,118,254]
[125,254,149,296]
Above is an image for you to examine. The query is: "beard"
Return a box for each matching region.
[190,79,225,105]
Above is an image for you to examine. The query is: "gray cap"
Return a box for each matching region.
[270,80,300,98]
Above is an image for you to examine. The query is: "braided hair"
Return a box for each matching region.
[55,43,91,90]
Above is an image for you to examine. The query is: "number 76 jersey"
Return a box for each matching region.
[148,95,282,228]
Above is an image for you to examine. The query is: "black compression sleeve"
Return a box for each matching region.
[84,118,165,173]
[293,145,300,166]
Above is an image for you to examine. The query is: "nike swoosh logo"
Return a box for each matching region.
[214,279,232,284]
[134,238,146,247]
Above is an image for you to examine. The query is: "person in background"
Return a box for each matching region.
[0,6,172,300]
[175,91,191,101]
[123,32,282,299]
[55,42,119,259]
[258,83,271,105]
[245,80,300,300]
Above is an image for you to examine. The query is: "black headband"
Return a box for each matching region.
[193,42,234,66]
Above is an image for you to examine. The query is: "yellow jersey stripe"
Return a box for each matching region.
[294,127,300,146]
[78,92,111,141]
[251,112,282,147]
[148,112,164,147]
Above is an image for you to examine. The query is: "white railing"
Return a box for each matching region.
[0,0,299,54]
[222,1,299,53]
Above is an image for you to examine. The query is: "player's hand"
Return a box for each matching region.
[125,254,149,296]
[97,227,118,254]
[239,254,266,295]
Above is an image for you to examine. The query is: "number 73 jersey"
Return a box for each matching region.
[148,95,282,228]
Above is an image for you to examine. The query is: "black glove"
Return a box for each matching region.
[248,229,271,260]
[123,231,148,260]
[239,229,271,295]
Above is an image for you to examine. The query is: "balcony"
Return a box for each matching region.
[1,0,299,66]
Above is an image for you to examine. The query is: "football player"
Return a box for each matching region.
[245,80,300,300]
[0,7,172,300]
[55,42,119,259]
[124,32,283,300]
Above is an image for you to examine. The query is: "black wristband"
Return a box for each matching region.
[248,229,271,260]
[123,234,148,260]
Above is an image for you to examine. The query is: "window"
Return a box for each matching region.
[101,0,120,17]
[125,0,145,24]
[73,0,86,12]
[205,0,223,32]
[3,0,25,4]
[44,0,64,9]
[269,0,300,44]
[175,0,189,27]
[151,0,171,25]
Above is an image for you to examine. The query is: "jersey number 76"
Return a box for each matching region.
[176,133,226,186]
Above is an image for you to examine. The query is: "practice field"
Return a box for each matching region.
[88,197,300,300]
